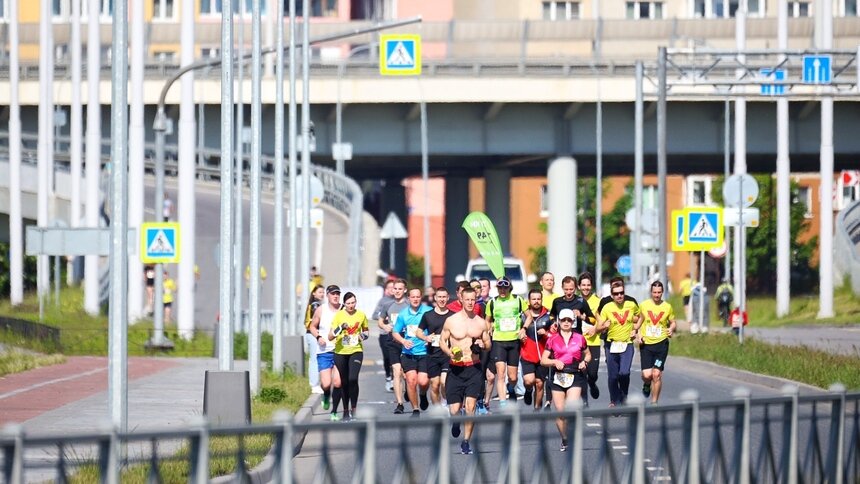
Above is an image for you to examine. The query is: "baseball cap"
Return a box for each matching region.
[496,276,512,287]
[558,309,575,321]
[326,284,341,295]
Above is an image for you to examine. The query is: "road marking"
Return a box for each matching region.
[0,367,105,401]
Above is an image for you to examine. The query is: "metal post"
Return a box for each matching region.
[288,0,299,337]
[153,113,167,347]
[129,0,145,321]
[738,176,746,344]
[776,0,790,318]
[273,0,286,368]
[733,0,748,297]
[633,61,644,290]
[37,0,53,319]
[657,47,668,288]
[54,255,60,305]
[84,0,102,315]
[235,0,245,332]
[698,251,706,331]
[817,0,835,318]
[300,2,312,307]
[596,95,603,287]
[724,101,731,283]
[70,0,83,285]
[178,0,197,339]
[109,0,130,433]
[249,0,264,394]
[336,61,344,175]
[420,101,431,289]
[9,0,22,305]
[219,0,236,370]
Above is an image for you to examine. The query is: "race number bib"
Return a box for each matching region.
[342,334,359,347]
[405,325,418,338]
[553,372,575,389]
[645,324,663,338]
[609,341,629,354]
[498,317,518,332]
[430,334,441,347]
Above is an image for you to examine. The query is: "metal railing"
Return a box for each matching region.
[835,200,860,296]
[2,386,858,483]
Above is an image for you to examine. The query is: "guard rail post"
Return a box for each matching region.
[0,424,24,484]
[681,389,701,484]
[732,386,752,484]
[826,384,847,484]
[274,410,296,483]
[781,384,800,484]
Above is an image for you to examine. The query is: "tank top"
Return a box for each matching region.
[318,304,337,353]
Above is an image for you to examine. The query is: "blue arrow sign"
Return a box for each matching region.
[802,55,832,84]
[759,68,786,95]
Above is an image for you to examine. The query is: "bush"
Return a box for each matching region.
[257,386,287,404]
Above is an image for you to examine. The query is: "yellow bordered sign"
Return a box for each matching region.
[672,207,724,252]
[140,222,181,263]
[379,34,421,76]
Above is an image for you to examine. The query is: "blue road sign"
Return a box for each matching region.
[802,55,832,84]
[616,255,632,277]
[759,68,786,95]
[379,34,421,76]
[141,222,180,263]
[687,211,720,244]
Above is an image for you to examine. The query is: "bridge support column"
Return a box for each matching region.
[484,168,511,254]
[445,177,470,289]
[547,157,577,280]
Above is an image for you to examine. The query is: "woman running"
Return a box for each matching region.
[541,309,591,452]
[327,291,370,421]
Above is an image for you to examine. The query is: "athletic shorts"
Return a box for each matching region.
[549,371,587,393]
[427,351,449,378]
[640,339,669,371]
[400,353,428,374]
[491,340,521,367]
[682,295,691,306]
[446,364,483,405]
[521,359,548,380]
[386,337,404,366]
[317,352,335,371]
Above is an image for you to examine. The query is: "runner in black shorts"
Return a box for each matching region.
[520,289,551,410]
[379,279,409,413]
[416,286,455,405]
[485,277,532,408]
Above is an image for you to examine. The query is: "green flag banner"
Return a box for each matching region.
[461,211,504,279]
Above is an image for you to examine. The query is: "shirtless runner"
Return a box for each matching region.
[439,287,491,455]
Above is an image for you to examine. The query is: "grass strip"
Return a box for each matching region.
[671,332,860,390]
[0,350,65,377]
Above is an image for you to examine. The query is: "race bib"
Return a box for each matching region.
[645,324,663,338]
[499,317,518,332]
[609,341,629,354]
[342,334,359,347]
[553,372,575,389]
[406,325,418,338]
[430,334,441,347]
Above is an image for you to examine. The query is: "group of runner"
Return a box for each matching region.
[308,270,676,453]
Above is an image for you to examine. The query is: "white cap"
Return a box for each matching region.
[558,309,575,321]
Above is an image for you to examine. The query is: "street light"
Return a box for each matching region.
[335,44,374,175]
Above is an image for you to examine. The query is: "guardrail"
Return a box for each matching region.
[2,386,858,483]
[835,200,860,296]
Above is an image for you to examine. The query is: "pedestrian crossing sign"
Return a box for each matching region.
[141,222,181,263]
[379,34,421,76]
[676,207,723,252]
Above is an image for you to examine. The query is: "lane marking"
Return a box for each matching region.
[0,367,105,401]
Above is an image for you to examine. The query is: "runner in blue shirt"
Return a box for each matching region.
[393,287,433,416]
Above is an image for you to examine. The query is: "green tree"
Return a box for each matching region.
[711,175,817,294]
[0,242,38,297]
[406,252,425,288]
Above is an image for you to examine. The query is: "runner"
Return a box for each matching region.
[521,289,551,410]
[371,279,396,392]
[327,291,370,421]
[309,285,343,412]
[416,286,455,405]
[439,287,491,455]
[540,272,559,311]
[485,276,532,406]
[541,308,591,452]
[596,278,640,407]
[550,275,595,334]
[392,287,432,416]
[379,279,409,413]
[303,284,326,394]
[633,281,675,405]
[577,272,604,400]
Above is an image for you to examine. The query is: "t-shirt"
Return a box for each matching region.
[317,304,338,353]
[384,299,409,335]
[393,304,432,356]
[582,293,602,346]
[638,299,675,345]
[549,296,595,334]
[447,300,485,317]
[545,331,588,367]
[163,278,176,304]
[371,295,395,321]
[541,290,559,311]
[486,295,529,342]
[521,309,550,363]
[418,309,455,354]
[599,299,641,343]
[304,300,322,330]
[331,309,369,355]
[597,294,639,314]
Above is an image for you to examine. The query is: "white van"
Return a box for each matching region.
[456,257,536,298]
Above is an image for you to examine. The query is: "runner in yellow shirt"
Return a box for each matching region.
[327,291,369,421]
[539,272,560,311]
[596,277,640,407]
[577,272,604,401]
[633,281,676,405]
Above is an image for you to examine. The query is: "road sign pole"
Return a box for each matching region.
[817,1,835,319]
[153,111,167,347]
[724,100,731,284]
[657,47,668,289]
[698,250,706,332]
[738,177,745,344]
[420,101,431,290]
[776,0,790,318]
[633,61,644,289]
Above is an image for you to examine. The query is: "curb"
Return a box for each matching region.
[211,392,321,484]
[672,356,824,393]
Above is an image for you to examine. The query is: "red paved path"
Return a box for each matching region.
[0,357,178,426]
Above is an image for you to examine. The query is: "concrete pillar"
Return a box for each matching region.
[379,179,408,277]
[445,176,470,289]
[547,157,577,279]
[484,168,511,254]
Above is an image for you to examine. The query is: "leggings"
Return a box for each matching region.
[378,333,393,379]
[586,345,601,387]
[333,352,363,412]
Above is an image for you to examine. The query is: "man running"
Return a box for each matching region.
[550,275,595,335]
[371,279,396,392]
[485,276,532,406]
[597,278,640,407]
[540,272,559,311]
[392,287,432,416]
[521,289,551,410]
[577,272,604,400]
[309,285,343,412]
[378,279,409,413]
[633,281,676,405]
[440,287,491,455]
[416,286,455,405]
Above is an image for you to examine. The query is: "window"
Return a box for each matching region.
[686,176,712,206]
[540,184,549,217]
[542,1,580,20]
[789,0,811,16]
[641,185,658,210]
[153,0,175,20]
[691,0,762,18]
[55,0,113,20]
[845,0,858,15]
[793,186,813,218]
[201,47,221,58]
[626,1,664,18]
[153,51,177,63]
[201,0,268,16]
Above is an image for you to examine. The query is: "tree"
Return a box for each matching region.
[406,252,425,288]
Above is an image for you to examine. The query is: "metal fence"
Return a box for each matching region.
[835,200,860,296]
[3,386,858,483]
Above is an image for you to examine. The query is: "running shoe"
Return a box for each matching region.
[451,422,461,438]
[342,411,351,422]
[394,403,405,414]
[460,440,473,455]
[498,400,508,409]
[385,377,393,392]
[329,413,340,422]
[420,392,429,411]
[589,382,600,400]
[643,383,652,398]
[476,400,488,416]
[322,394,330,411]
[412,409,421,418]
[560,439,568,452]
[523,388,533,406]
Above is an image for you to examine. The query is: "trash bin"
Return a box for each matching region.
[690,284,711,333]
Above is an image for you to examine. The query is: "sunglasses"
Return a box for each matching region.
[497,280,511,288]
[611,291,624,296]
[329,291,341,295]
[559,318,574,322]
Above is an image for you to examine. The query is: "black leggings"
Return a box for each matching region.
[333,352,363,413]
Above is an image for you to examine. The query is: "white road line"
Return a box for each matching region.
[0,367,106,401]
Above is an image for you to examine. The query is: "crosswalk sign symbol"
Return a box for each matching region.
[141,222,180,263]
[680,207,723,251]
[380,34,421,76]
[689,213,717,241]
